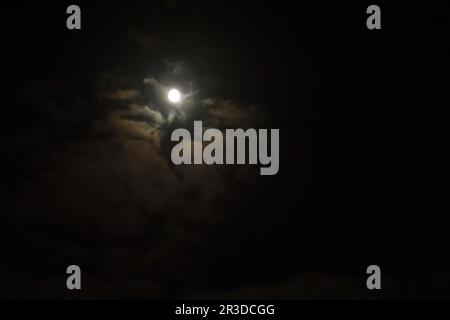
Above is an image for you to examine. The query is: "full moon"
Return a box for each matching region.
[168,89,181,103]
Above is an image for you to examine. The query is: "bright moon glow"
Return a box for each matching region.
[168,89,181,103]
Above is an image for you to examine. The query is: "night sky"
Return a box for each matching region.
[1,1,450,299]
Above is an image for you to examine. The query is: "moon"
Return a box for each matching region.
[168,88,181,103]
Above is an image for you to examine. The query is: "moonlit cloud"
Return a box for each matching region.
[99,89,140,100]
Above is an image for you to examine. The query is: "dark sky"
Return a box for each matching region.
[1,1,450,299]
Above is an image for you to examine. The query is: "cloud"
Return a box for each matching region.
[206,99,267,129]
[143,77,161,88]
[127,104,164,125]
[99,89,140,100]
[164,59,187,76]
[1,60,275,298]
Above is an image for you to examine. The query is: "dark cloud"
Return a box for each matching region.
[1,51,273,298]
[99,89,140,101]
